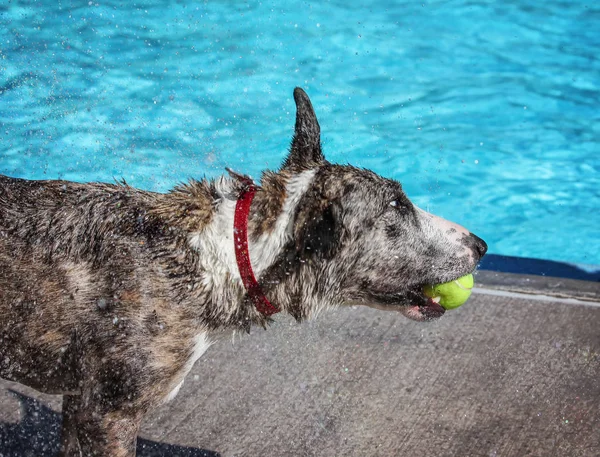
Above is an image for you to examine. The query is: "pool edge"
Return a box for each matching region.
[475,269,600,302]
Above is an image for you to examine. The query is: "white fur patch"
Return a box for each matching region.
[162,331,211,404]
[189,170,317,287]
[249,169,317,275]
[188,177,241,307]
[189,331,212,367]
[163,379,185,404]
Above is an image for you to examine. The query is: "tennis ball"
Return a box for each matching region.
[423,274,474,310]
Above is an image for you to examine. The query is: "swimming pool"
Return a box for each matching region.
[1,1,598,267]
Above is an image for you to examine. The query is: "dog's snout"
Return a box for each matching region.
[470,233,488,258]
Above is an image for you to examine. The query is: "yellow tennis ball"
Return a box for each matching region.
[423,274,474,310]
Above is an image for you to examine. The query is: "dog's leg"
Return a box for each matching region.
[60,394,82,456]
[74,405,143,457]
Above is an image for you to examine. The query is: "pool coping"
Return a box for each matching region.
[475,269,600,303]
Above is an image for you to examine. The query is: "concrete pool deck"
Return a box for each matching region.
[1,271,599,456]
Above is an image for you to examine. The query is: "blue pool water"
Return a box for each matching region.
[1,1,599,266]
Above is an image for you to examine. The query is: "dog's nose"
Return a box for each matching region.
[470,233,488,258]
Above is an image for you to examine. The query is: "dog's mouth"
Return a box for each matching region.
[388,286,447,322]
[360,286,445,322]
[400,286,446,321]
[357,269,479,321]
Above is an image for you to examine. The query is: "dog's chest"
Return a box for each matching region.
[162,331,211,404]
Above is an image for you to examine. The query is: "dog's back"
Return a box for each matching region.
[0,175,161,261]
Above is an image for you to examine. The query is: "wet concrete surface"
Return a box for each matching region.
[1,278,599,456]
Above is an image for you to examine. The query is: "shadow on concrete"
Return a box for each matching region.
[0,390,220,457]
[480,253,600,282]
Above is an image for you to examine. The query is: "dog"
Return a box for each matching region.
[0,88,487,456]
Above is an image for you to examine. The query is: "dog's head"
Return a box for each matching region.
[274,88,487,321]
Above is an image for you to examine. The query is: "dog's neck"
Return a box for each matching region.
[186,169,326,326]
[247,169,317,277]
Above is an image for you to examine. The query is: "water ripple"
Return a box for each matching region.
[0,0,598,264]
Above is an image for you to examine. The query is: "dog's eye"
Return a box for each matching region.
[389,200,406,209]
[388,199,411,214]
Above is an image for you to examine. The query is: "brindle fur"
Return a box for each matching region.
[0,88,486,456]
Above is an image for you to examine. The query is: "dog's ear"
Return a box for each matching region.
[294,197,339,260]
[281,87,326,173]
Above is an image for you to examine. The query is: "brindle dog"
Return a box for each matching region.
[0,88,486,456]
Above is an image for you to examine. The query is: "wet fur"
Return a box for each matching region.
[0,88,486,456]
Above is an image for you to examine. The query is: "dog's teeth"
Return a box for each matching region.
[431,296,441,303]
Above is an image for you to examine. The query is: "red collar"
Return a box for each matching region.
[233,177,280,317]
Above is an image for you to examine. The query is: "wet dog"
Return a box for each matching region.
[0,88,487,456]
